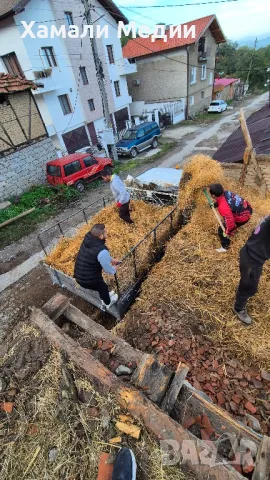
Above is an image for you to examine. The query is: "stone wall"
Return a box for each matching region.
[0,138,57,201]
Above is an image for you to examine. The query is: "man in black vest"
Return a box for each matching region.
[234,215,270,325]
[74,223,119,308]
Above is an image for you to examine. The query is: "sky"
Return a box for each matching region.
[116,0,270,41]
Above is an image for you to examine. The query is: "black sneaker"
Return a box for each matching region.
[112,448,137,480]
[233,307,253,325]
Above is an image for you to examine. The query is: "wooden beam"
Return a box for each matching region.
[132,353,173,404]
[239,109,266,195]
[253,436,270,480]
[28,90,32,141]
[239,147,252,186]
[64,303,144,366]
[31,309,244,480]
[42,293,70,321]
[161,362,189,414]
[0,120,15,147]
[0,208,35,229]
[174,384,261,446]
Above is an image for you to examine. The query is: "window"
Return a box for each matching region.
[64,160,82,177]
[47,165,61,177]
[83,156,98,167]
[190,67,196,85]
[114,80,121,97]
[144,125,152,135]
[201,64,207,80]
[107,45,115,64]
[2,52,24,76]
[65,12,73,26]
[80,66,89,85]
[88,98,95,111]
[209,72,214,86]
[198,36,206,53]
[58,94,72,115]
[137,129,145,139]
[41,47,57,68]
[201,90,205,99]
[189,95,194,106]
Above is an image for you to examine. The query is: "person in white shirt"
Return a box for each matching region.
[102,166,134,224]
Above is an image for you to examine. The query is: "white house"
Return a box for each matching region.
[0,0,136,155]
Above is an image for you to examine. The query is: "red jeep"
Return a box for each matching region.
[46,153,113,193]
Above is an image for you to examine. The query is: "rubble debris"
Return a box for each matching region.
[48,447,58,463]
[115,365,133,376]
[0,378,7,393]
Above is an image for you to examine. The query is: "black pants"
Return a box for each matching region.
[218,219,250,249]
[119,201,133,224]
[79,279,111,305]
[234,246,263,311]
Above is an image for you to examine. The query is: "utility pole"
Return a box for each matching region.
[245,37,257,92]
[81,0,118,160]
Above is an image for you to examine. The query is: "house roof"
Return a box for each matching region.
[214,78,240,93]
[123,15,226,60]
[214,104,270,163]
[0,0,128,24]
[0,73,37,93]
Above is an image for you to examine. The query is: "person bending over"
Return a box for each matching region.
[102,166,134,224]
[74,223,119,309]
[209,183,252,253]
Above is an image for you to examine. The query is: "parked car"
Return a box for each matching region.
[116,121,161,158]
[46,153,113,193]
[208,100,228,113]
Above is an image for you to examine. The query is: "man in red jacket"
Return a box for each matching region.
[209,184,252,253]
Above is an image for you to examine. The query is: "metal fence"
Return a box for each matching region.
[38,194,113,255]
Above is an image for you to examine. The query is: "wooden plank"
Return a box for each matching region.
[132,353,173,404]
[0,208,35,228]
[64,303,144,366]
[0,120,14,147]
[174,383,261,446]
[161,362,189,414]
[253,436,270,480]
[42,294,70,321]
[31,309,244,480]
[239,147,252,186]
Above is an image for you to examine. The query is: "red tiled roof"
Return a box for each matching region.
[214,104,270,163]
[0,73,37,93]
[123,15,226,59]
[0,0,30,19]
[215,78,240,87]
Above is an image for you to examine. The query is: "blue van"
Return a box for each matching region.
[116,121,161,158]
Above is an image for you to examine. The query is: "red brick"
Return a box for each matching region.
[245,402,257,414]
[230,401,238,413]
[97,453,113,480]
[183,417,196,430]
[193,379,202,391]
[204,383,215,394]
[201,429,211,441]
[168,339,176,347]
[232,395,241,405]
[217,392,225,406]
[201,414,214,437]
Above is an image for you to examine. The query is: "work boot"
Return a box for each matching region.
[112,448,137,480]
[106,293,119,309]
[216,247,227,253]
[109,290,115,297]
[233,307,253,325]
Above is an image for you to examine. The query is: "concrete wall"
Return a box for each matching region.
[214,84,236,101]
[0,138,57,201]
[0,91,46,152]
[127,27,217,117]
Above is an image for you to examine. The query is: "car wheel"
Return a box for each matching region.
[130,148,138,158]
[152,138,158,149]
[74,180,86,193]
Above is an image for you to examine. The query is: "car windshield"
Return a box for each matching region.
[210,102,220,106]
[47,165,61,177]
[122,130,137,140]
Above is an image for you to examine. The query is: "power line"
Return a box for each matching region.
[117,0,239,7]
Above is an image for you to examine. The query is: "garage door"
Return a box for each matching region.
[62,126,89,154]
[114,107,129,132]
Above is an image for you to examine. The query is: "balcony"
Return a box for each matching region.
[116,58,137,76]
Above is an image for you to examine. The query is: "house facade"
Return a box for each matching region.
[123,15,226,119]
[0,0,136,156]
[0,73,57,201]
[213,78,241,101]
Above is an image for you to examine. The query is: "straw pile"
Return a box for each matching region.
[45,200,171,279]
[123,155,270,369]
[0,324,192,480]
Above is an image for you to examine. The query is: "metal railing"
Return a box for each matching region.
[38,194,113,255]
